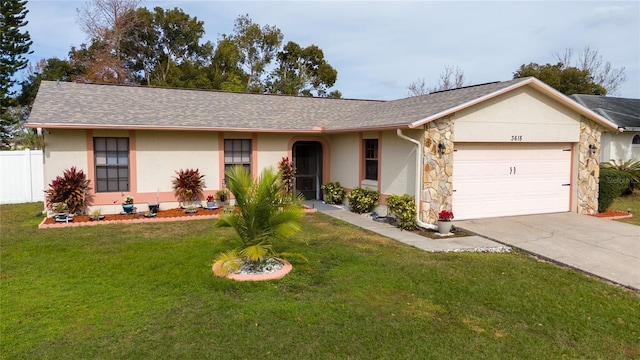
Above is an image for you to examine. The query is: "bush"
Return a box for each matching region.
[386,194,417,230]
[278,157,296,196]
[601,159,640,195]
[598,168,631,212]
[172,168,205,203]
[321,182,346,205]
[44,166,91,214]
[346,187,379,214]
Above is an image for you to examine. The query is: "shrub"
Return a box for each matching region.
[172,168,205,203]
[601,159,640,195]
[44,166,91,214]
[346,187,379,214]
[598,168,631,212]
[278,157,296,196]
[321,182,346,205]
[385,194,417,230]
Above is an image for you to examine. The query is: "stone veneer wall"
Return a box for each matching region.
[422,117,454,224]
[577,117,603,214]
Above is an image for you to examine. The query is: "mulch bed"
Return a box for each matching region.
[40,206,316,228]
[589,210,633,219]
[42,207,225,226]
[411,226,470,239]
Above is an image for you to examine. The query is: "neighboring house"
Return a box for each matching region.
[570,94,640,163]
[26,77,619,222]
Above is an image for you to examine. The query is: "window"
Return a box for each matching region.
[632,135,640,145]
[224,139,252,176]
[364,139,378,181]
[94,137,129,192]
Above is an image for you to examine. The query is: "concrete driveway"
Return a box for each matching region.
[456,213,640,291]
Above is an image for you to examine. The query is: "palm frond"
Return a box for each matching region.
[213,249,243,277]
[240,244,273,263]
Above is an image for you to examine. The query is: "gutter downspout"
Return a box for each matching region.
[396,129,438,230]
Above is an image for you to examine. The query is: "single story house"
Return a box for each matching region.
[570,94,640,163]
[26,77,619,222]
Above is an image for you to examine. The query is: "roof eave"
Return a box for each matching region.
[322,124,412,133]
[24,122,325,134]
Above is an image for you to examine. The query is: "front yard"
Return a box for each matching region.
[610,190,640,225]
[1,202,638,359]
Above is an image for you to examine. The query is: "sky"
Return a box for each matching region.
[21,0,640,100]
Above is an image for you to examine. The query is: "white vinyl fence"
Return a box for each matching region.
[0,149,44,204]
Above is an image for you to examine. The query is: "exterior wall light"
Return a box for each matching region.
[437,143,446,155]
[588,144,597,156]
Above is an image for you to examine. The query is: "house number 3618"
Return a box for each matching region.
[511,135,523,141]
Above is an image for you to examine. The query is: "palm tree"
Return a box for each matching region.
[213,165,303,275]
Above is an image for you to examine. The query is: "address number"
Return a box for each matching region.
[511,135,523,141]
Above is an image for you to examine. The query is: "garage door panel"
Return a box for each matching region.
[453,143,571,220]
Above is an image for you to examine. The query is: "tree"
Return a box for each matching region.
[407,65,466,96]
[150,7,209,85]
[513,62,606,95]
[267,41,338,96]
[228,14,283,92]
[71,9,340,97]
[69,40,125,84]
[213,166,304,276]
[76,0,142,84]
[118,6,212,87]
[431,65,466,93]
[554,47,627,95]
[406,78,428,97]
[120,7,157,85]
[1,0,33,149]
[209,36,246,92]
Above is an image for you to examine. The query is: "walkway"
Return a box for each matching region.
[305,201,510,253]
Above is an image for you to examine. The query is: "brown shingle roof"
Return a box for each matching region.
[27,77,618,132]
[28,81,378,131]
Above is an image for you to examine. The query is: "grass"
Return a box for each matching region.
[1,202,639,359]
[610,190,640,225]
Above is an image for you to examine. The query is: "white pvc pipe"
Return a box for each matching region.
[396,129,438,231]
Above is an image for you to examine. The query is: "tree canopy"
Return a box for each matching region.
[69,6,340,96]
[513,62,606,96]
[3,3,342,150]
[554,47,627,95]
[513,47,627,96]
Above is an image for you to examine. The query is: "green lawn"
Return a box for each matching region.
[611,190,640,225]
[1,203,639,359]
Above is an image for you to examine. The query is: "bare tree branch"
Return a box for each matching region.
[406,77,428,96]
[553,46,627,95]
[76,0,142,84]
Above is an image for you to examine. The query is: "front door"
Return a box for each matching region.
[293,141,323,200]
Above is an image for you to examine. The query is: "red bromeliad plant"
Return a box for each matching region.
[438,209,454,221]
[44,166,91,214]
[172,168,205,203]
